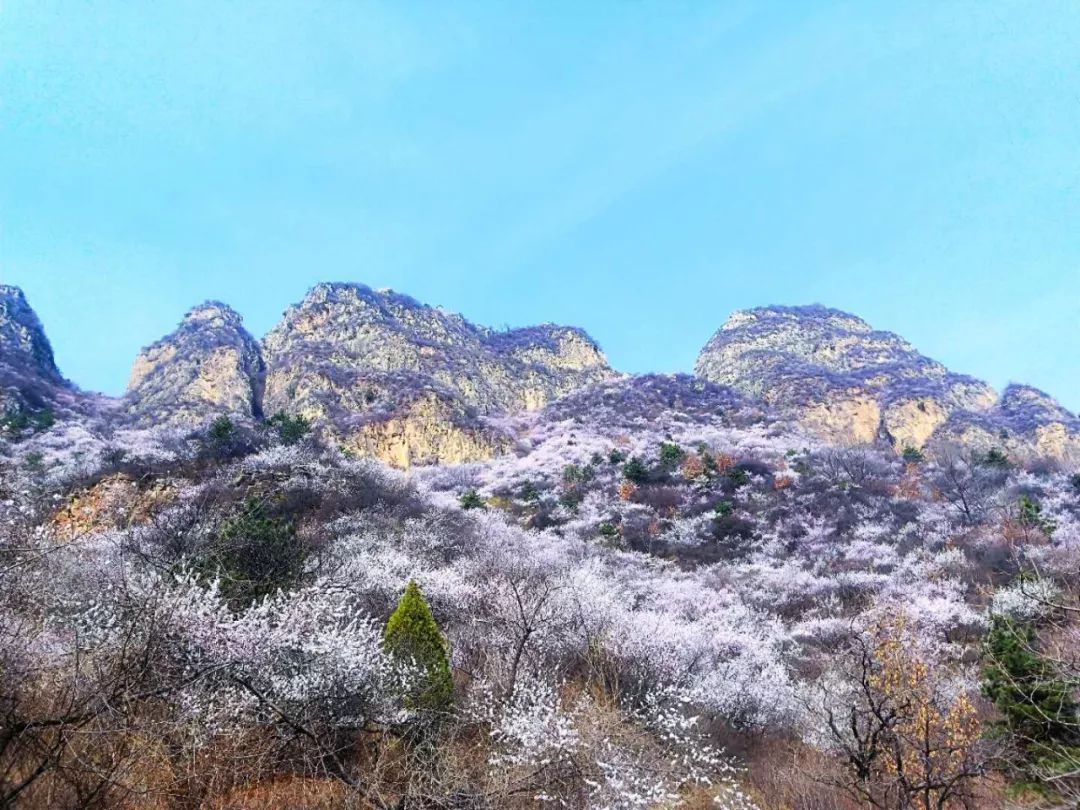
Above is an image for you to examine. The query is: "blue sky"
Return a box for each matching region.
[2,1,1078,409]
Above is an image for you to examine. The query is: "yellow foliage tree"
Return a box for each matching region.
[816,619,987,810]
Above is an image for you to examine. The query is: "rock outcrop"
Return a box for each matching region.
[262,283,612,413]
[259,283,615,466]
[935,384,1080,460]
[0,285,71,424]
[693,305,1079,457]
[123,283,614,466]
[24,281,1077,465]
[124,302,264,426]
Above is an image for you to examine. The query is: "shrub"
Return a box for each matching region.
[562,463,594,485]
[901,445,924,464]
[208,415,235,444]
[658,441,684,470]
[517,481,540,504]
[979,447,1011,469]
[726,467,750,488]
[559,489,583,510]
[622,456,649,484]
[598,522,620,542]
[384,580,453,714]
[459,489,485,510]
[204,498,305,607]
[681,454,705,480]
[1071,473,1080,494]
[608,448,626,465]
[0,404,54,436]
[266,411,311,446]
[714,500,734,517]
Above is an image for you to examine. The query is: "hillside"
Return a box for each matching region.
[1,284,1079,809]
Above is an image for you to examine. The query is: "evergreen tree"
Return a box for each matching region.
[266,411,311,445]
[658,441,684,470]
[622,456,649,484]
[901,445,924,464]
[982,615,1080,781]
[459,489,485,510]
[384,580,454,714]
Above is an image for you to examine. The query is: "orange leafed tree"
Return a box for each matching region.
[814,619,988,810]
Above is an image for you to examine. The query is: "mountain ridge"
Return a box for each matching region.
[3,284,1075,462]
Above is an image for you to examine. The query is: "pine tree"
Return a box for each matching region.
[384,580,454,714]
[982,615,1080,780]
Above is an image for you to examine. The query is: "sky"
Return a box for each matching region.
[1,1,1078,409]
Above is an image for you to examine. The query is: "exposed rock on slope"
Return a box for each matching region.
[260,283,614,466]
[18,281,1077,465]
[124,302,264,426]
[0,285,71,422]
[694,305,1025,452]
[936,384,1080,460]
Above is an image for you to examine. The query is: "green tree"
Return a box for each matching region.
[726,467,750,488]
[1017,495,1056,537]
[622,456,648,484]
[266,411,311,445]
[979,447,1011,469]
[208,414,235,444]
[384,580,454,714]
[901,445,924,464]
[597,522,620,542]
[459,489,485,510]
[658,441,684,470]
[982,615,1080,785]
[206,498,305,608]
[562,464,584,485]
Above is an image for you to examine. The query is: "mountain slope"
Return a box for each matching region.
[694,304,1075,457]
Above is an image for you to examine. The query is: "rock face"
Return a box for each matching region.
[262,283,612,413]
[124,302,264,426]
[259,283,615,466]
[124,283,614,466]
[936,384,1080,460]
[0,285,69,419]
[694,305,1009,451]
[25,281,1077,464]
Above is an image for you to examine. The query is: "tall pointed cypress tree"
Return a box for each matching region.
[384,580,453,713]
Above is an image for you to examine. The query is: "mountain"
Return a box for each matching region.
[936,383,1080,460]
[124,302,265,426]
[0,285,71,428]
[3,284,1075,462]
[5,282,1080,809]
[694,304,1077,456]
[123,282,615,466]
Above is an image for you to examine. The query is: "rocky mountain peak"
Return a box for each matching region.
[696,304,999,449]
[720,304,874,336]
[700,305,940,388]
[0,285,73,424]
[180,301,246,329]
[260,282,615,466]
[124,301,264,426]
[0,285,62,382]
[997,384,1077,426]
